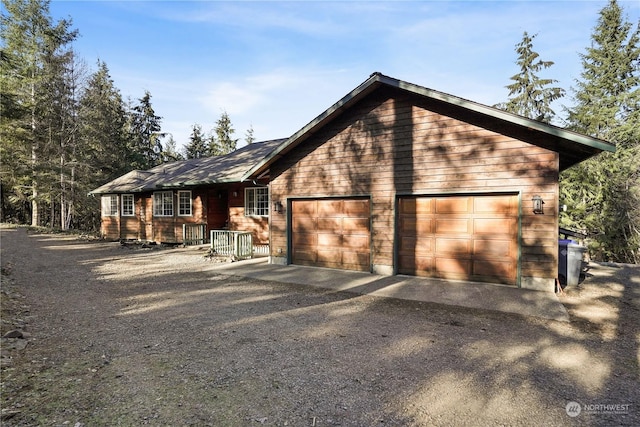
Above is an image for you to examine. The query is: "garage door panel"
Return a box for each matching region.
[292,217,317,232]
[344,199,370,215]
[474,218,516,234]
[436,238,471,255]
[318,200,343,217]
[474,196,516,214]
[473,259,514,279]
[342,252,371,271]
[399,255,434,274]
[317,249,342,264]
[293,232,317,247]
[398,194,518,285]
[293,200,317,215]
[400,236,433,255]
[343,235,369,250]
[400,217,433,234]
[317,218,341,232]
[317,233,342,247]
[342,218,370,233]
[401,197,433,215]
[436,197,471,214]
[436,258,472,277]
[473,239,512,257]
[293,249,317,262]
[436,219,471,234]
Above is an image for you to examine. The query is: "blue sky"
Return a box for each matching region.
[48,0,639,150]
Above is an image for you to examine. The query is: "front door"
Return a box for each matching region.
[208,190,229,230]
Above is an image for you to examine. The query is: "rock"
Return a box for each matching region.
[2,330,23,339]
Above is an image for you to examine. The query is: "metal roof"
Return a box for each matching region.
[242,72,616,180]
[89,138,286,195]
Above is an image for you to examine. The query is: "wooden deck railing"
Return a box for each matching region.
[183,223,207,245]
[210,230,254,259]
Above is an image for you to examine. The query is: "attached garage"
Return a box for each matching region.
[246,73,614,292]
[397,194,519,285]
[291,198,371,272]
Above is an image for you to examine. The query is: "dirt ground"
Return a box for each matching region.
[1,226,638,426]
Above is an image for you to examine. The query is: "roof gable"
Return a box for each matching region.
[243,73,615,179]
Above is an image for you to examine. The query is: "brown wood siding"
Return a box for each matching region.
[120,216,139,240]
[101,215,120,240]
[133,189,208,244]
[291,198,370,271]
[269,89,559,284]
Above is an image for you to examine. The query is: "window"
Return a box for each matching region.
[101,195,118,216]
[178,191,192,216]
[153,191,174,217]
[121,194,134,216]
[245,187,269,217]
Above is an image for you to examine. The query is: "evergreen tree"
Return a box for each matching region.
[185,124,207,159]
[162,134,184,162]
[560,0,640,263]
[78,62,129,181]
[245,125,255,144]
[0,49,32,223]
[39,48,85,229]
[1,0,78,226]
[209,111,237,156]
[128,91,164,169]
[496,32,565,122]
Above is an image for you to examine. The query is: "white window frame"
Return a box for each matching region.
[101,195,118,217]
[121,194,135,217]
[153,191,174,217]
[245,187,269,217]
[178,190,192,216]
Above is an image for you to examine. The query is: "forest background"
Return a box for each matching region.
[1,0,638,263]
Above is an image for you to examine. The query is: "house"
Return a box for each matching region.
[92,72,614,292]
[241,72,615,292]
[90,139,285,246]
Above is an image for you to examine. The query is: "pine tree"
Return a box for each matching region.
[209,111,238,156]
[162,135,184,162]
[560,0,640,263]
[78,62,129,182]
[245,125,255,144]
[128,91,164,169]
[185,124,207,159]
[496,32,565,122]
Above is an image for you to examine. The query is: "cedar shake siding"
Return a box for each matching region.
[269,88,560,290]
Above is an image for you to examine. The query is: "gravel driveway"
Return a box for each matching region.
[1,226,638,426]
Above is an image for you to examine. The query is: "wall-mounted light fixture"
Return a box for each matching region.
[273,201,283,214]
[233,191,238,198]
[532,195,544,214]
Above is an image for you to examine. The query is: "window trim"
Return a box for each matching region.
[245,187,269,217]
[121,194,135,217]
[178,190,192,217]
[153,191,174,217]
[102,195,118,217]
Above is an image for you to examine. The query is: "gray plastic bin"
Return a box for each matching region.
[558,240,587,287]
